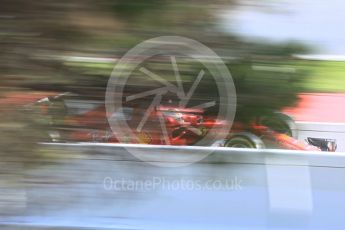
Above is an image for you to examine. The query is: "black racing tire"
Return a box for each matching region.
[224,132,265,149]
[258,112,298,139]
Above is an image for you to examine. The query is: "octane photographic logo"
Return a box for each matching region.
[105,36,236,167]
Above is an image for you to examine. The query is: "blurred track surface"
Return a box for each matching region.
[0,144,345,229]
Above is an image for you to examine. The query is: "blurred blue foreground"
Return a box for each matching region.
[0,144,345,230]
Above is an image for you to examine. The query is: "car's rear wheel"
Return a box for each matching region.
[224,132,265,149]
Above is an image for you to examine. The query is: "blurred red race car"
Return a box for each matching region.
[30,92,329,151]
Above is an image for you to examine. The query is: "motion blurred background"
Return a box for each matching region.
[3,0,345,154]
[0,0,345,228]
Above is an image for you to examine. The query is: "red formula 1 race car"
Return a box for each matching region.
[29,92,329,152]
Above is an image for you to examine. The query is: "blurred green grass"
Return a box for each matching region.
[295,60,345,92]
[64,58,345,93]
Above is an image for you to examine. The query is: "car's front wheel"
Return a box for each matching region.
[258,112,298,138]
[224,132,265,149]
